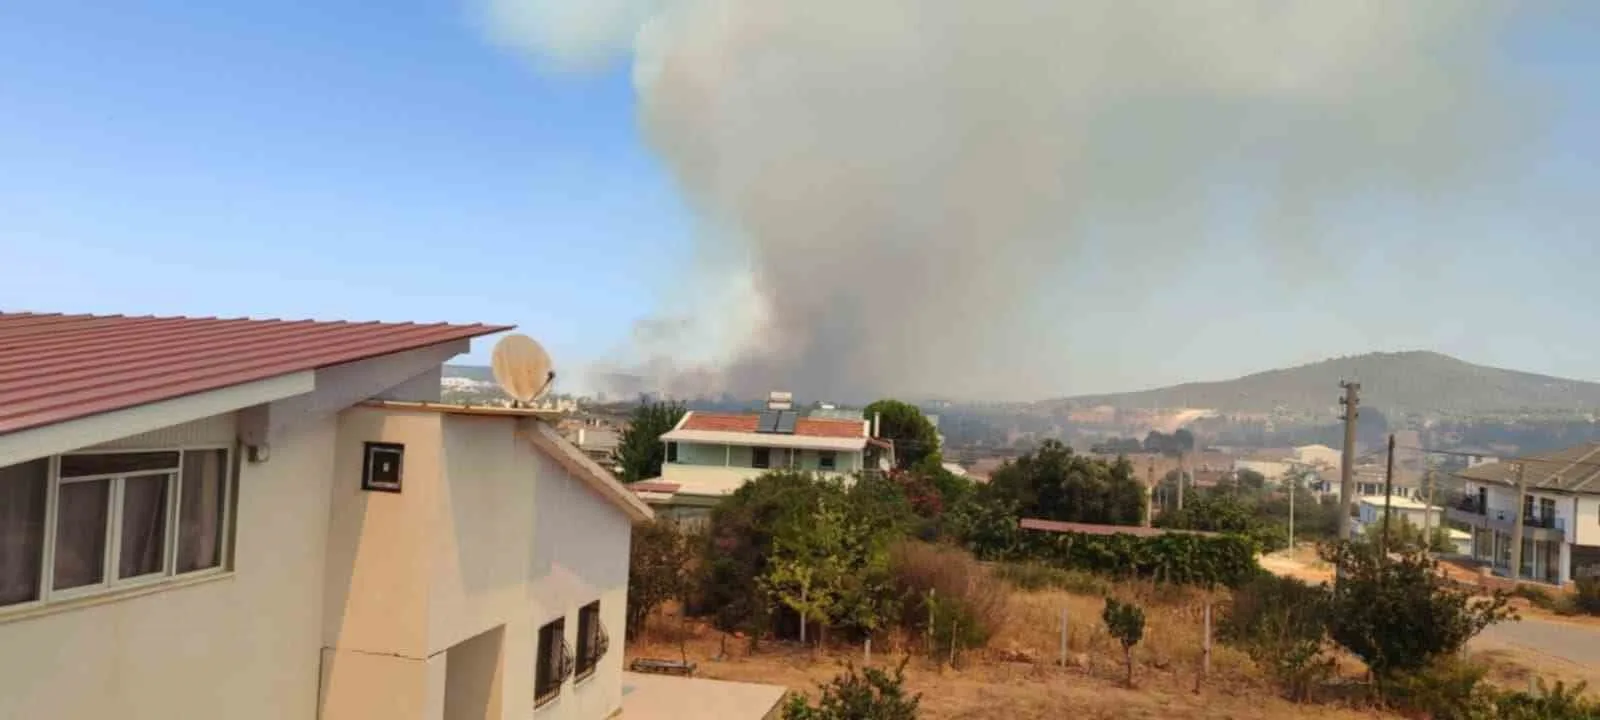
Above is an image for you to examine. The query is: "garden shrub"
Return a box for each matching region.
[1574,575,1600,616]
[888,541,1009,657]
[782,659,921,720]
[1219,573,1334,701]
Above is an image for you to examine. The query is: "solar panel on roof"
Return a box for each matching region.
[757,410,781,433]
[774,410,798,434]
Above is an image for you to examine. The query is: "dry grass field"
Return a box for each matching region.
[629,584,1401,720]
[626,541,1597,719]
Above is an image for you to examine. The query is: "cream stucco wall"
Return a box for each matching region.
[1572,496,1600,547]
[0,412,337,720]
[1,397,633,720]
[321,409,632,720]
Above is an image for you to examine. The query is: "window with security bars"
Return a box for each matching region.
[535,618,572,708]
[575,600,609,681]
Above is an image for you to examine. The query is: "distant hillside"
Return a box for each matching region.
[443,364,495,383]
[1053,351,1600,417]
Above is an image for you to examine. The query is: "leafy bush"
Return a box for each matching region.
[1574,575,1600,616]
[1389,660,1600,720]
[945,492,1023,560]
[1321,542,1514,683]
[1102,597,1146,687]
[1013,529,1260,588]
[1387,658,1496,719]
[782,659,921,720]
[1493,679,1600,719]
[887,541,1009,659]
[1219,573,1335,701]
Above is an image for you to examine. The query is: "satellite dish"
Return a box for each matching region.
[491,334,555,405]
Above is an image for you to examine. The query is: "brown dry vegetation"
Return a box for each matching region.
[629,539,1591,719]
[629,582,1403,720]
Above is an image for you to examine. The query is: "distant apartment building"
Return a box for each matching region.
[1449,442,1600,586]
[632,410,872,527]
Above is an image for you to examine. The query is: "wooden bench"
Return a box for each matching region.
[630,658,697,676]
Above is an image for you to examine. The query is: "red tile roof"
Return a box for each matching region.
[1018,518,1219,538]
[0,312,511,435]
[678,411,867,439]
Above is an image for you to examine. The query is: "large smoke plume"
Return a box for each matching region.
[484,0,1548,402]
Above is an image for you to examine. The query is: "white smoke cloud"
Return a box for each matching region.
[483,0,1547,402]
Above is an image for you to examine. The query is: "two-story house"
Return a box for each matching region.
[634,410,871,526]
[1449,442,1600,586]
[0,312,653,720]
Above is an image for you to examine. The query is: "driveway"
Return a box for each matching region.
[620,671,786,720]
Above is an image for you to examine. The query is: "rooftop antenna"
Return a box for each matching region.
[491,333,555,408]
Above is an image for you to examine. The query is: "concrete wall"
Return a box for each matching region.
[321,409,631,720]
[529,442,631,720]
[320,407,444,720]
[0,413,337,720]
[1572,496,1600,547]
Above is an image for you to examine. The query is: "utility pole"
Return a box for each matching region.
[1176,452,1187,512]
[1144,458,1155,527]
[1286,471,1296,553]
[1509,462,1527,581]
[1337,381,1361,541]
[1422,466,1435,556]
[1380,433,1395,555]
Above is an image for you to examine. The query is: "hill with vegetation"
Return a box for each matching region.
[1052,351,1600,417]
[443,364,495,383]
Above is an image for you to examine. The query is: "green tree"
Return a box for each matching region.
[762,499,849,645]
[987,440,1144,525]
[1103,598,1146,687]
[1321,542,1514,685]
[863,399,941,470]
[626,519,694,642]
[615,399,687,483]
[701,471,911,646]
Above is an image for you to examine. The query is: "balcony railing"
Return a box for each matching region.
[1446,495,1567,538]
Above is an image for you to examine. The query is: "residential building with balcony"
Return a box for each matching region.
[633,410,872,527]
[1449,442,1600,586]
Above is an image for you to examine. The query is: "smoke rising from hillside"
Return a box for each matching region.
[485,0,1543,402]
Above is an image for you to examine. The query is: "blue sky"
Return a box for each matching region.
[1,2,1598,397]
[0,1,688,375]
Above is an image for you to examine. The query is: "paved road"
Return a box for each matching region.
[1474,616,1600,668]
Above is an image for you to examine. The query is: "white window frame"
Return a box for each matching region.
[4,445,235,615]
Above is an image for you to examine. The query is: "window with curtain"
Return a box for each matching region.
[118,473,171,579]
[1,447,233,611]
[177,449,228,573]
[0,459,49,607]
[54,477,111,591]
